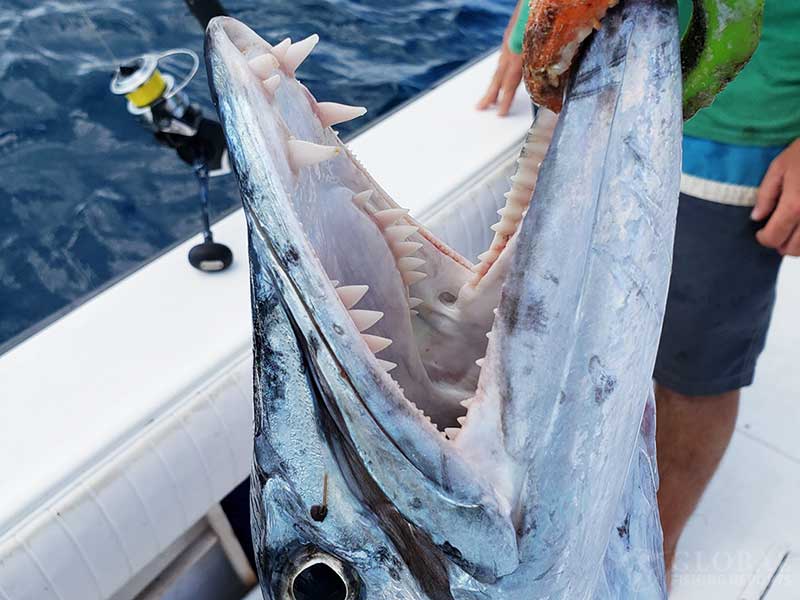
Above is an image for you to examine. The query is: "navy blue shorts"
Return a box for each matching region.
[653,193,783,396]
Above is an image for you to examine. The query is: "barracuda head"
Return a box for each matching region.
[206,1,682,598]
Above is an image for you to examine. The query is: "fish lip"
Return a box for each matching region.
[206,16,264,58]
[205,17,271,110]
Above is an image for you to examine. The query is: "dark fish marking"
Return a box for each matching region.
[503,291,548,336]
[525,297,549,335]
[589,355,617,405]
[441,541,462,562]
[283,245,300,265]
[376,546,403,582]
[515,517,535,539]
[617,513,631,551]
[543,271,560,285]
[308,334,319,355]
[533,562,556,582]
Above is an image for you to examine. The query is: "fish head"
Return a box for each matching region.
[205,16,526,592]
[205,1,681,596]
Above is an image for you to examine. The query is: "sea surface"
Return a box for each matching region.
[0,0,514,348]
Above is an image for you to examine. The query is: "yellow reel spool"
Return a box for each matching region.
[125,69,167,108]
[110,49,199,112]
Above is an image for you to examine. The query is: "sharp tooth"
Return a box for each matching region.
[384,225,418,244]
[457,416,467,426]
[504,188,532,208]
[329,279,340,287]
[477,249,499,263]
[272,37,291,61]
[460,398,473,408]
[249,53,279,78]
[510,171,537,189]
[262,74,281,95]
[287,139,340,170]
[402,271,427,286]
[490,220,517,236]
[475,358,485,367]
[397,257,425,271]
[353,190,373,208]
[372,208,409,228]
[407,297,423,309]
[486,330,494,338]
[317,102,367,128]
[362,334,392,353]
[392,241,423,258]
[349,309,383,332]
[336,285,368,309]
[283,34,319,75]
[377,359,397,372]
[489,233,506,248]
[445,427,460,440]
[497,206,524,220]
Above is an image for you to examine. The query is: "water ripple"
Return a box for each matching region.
[0,0,513,345]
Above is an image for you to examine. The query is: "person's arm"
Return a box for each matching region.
[476,0,527,116]
[751,139,800,256]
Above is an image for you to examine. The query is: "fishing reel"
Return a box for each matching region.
[111,49,233,272]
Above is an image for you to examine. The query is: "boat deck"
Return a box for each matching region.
[0,47,795,599]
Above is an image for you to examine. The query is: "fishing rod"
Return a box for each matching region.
[189,160,233,271]
[110,47,234,272]
[184,0,227,29]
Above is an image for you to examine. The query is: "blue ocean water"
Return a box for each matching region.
[0,0,514,347]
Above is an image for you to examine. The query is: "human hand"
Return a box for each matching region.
[477,5,524,117]
[477,45,523,117]
[752,139,800,256]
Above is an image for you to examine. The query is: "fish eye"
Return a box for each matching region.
[292,562,346,600]
[287,552,354,600]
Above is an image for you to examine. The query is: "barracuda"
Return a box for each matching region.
[205,0,681,597]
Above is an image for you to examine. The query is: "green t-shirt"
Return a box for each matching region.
[680,0,800,147]
[509,1,528,55]
[509,0,800,147]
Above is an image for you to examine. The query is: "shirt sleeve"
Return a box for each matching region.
[509,1,530,55]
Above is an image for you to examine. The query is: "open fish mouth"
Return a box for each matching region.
[206,15,536,579]
[206,0,682,595]
[206,17,556,440]
[205,16,556,486]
